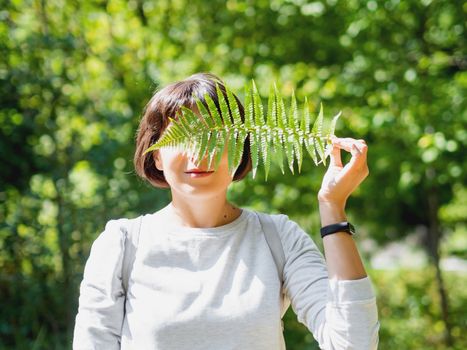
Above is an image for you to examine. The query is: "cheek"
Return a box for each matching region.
[159,149,185,168]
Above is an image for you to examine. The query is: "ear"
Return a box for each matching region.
[153,150,163,171]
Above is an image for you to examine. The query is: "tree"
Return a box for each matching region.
[0,0,464,348]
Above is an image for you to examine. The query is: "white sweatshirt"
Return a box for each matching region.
[73,207,379,349]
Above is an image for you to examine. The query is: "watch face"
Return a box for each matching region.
[348,223,356,234]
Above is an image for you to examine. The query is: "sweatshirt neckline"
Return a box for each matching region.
[164,207,251,238]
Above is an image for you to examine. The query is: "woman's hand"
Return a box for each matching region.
[317,136,369,209]
[317,137,370,280]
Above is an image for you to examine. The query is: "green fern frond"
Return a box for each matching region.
[143,80,342,180]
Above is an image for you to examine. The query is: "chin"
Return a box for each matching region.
[175,184,229,198]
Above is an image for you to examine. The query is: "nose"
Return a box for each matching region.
[188,152,209,167]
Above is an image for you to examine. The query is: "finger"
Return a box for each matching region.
[329,144,343,167]
[343,152,368,183]
[332,138,367,152]
[332,138,367,162]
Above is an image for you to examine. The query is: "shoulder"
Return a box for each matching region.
[93,216,143,247]
[253,210,306,236]
[251,210,316,250]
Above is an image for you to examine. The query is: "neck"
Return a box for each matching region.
[166,192,241,229]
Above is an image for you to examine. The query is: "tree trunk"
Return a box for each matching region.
[426,189,453,347]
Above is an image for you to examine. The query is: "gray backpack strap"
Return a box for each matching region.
[122,216,143,294]
[255,211,290,328]
[256,211,285,281]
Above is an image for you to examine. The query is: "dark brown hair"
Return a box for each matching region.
[134,72,252,188]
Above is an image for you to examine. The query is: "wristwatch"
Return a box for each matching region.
[320,221,355,238]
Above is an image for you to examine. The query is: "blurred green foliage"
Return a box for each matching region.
[0,0,465,349]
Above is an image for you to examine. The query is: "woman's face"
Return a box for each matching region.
[154,145,235,200]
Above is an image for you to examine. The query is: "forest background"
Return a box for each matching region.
[0,0,465,349]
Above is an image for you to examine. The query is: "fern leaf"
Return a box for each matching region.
[227,86,242,126]
[272,128,285,174]
[311,102,323,136]
[195,98,215,129]
[268,86,284,174]
[233,130,246,173]
[285,131,295,174]
[216,84,232,128]
[227,130,237,175]
[304,136,318,166]
[213,129,227,171]
[301,96,310,134]
[267,83,276,129]
[204,93,223,128]
[325,110,342,158]
[253,82,264,127]
[294,133,303,173]
[177,108,200,138]
[250,131,260,179]
[289,91,299,131]
[252,81,271,180]
[195,130,210,167]
[207,130,218,170]
[244,84,254,129]
[274,84,286,130]
[329,111,342,137]
[144,81,341,180]
[312,103,326,166]
[262,130,272,181]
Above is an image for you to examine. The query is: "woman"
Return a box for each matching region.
[73,73,379,349]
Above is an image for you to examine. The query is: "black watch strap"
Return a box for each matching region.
[320,221,355,238]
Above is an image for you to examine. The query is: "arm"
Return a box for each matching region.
[318,136,370,280]
[279,217,379,350]
[73,219,128,350]
[281,136,379,349]
[319,201,367,280]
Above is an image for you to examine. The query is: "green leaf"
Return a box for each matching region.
[311,102,323,137]
[285,130,295,174]
[272,128,285,174]
[304,136,318,166]
[301,96,310,135]
[274,84,286,130]
[244,84,254,129]
[294,132,303,173]
[329,111,342,137]
[226,86,242,126]
[288,91,299,130]
[261,129,271,181]
[204,93,223,128]
[217,84,232,128]
[324,110,342,158]
[234,130,246,173]
[195,98,215,129]
[312,103,326,166]
[195,130,211,167]
[207,130,218,170]
[213,129,227,171]
[144,81,340,180]
[253,81,264,127]
[267,83,276,129]
[250,131,260,179]
[227,129,237,175]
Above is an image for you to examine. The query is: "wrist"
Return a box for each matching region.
[318,201,347,227]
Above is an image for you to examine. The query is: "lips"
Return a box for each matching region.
[184,169,214,174]
[185,170,214,178]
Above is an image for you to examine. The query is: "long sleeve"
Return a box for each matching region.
[73,219,129,350]
[276,215,379,350]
